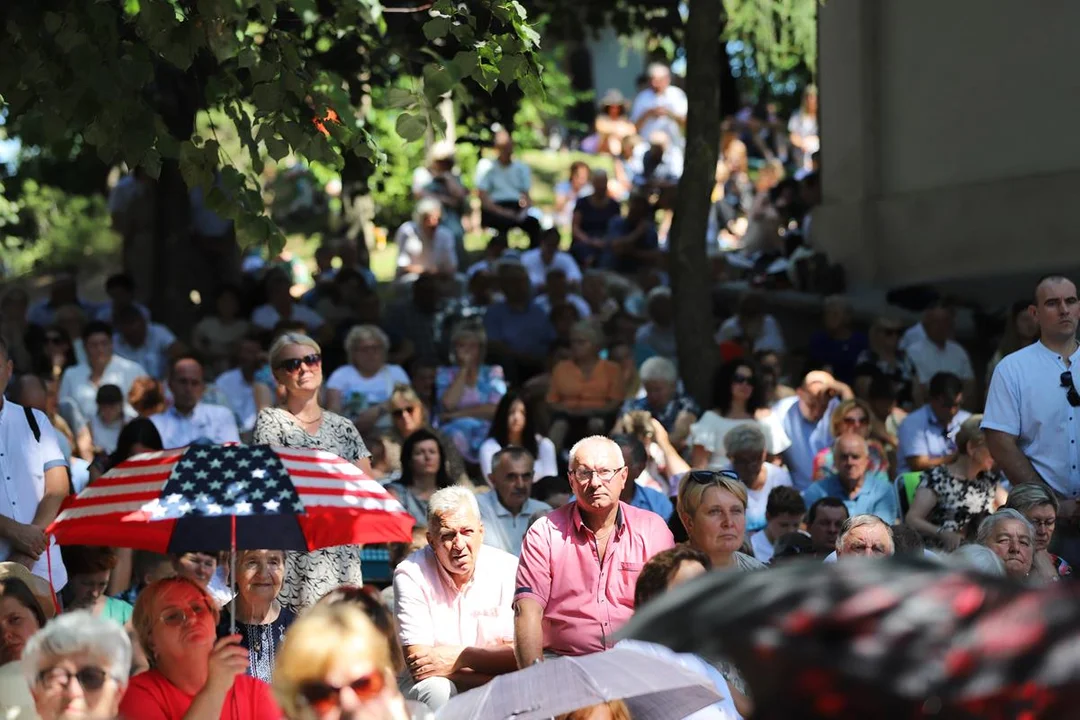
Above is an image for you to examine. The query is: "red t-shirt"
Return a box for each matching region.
[118,669,281,719]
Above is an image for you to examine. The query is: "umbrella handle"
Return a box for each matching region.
[230,515,237,634]
[46,534,60,615]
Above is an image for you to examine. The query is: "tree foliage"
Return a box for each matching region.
[0,0,543,256]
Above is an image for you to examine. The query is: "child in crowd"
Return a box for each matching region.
[750,486,807,564]
[88,384,129,456]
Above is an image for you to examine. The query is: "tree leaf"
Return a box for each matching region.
[422,64,453,99]
[395,112,427,142]
[141,148,162,178]
[422,17,451,41]
[386,87,416,110]
[265,135,289,161]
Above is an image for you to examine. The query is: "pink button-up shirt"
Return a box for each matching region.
[514,501,675,656]
[394,543,519,649]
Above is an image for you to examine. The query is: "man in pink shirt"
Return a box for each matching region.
[394,486,520,711]
[514,435,675,665]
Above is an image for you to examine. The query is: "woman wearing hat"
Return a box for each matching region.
[591,89,637,157]
[0,562,55,718]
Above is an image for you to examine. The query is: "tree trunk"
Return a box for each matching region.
[149,160,197,336]
[669,0,722,409]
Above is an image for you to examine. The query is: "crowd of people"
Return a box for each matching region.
[0,63,1076,719]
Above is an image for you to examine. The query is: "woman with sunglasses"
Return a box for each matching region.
[853,315,916,408]
[675,471,765,571]
[810,398,890,483]
[387,384,468,485]
[689,359,778,471]
[23,610,132,720]
[905,415,1006,551]
[121,577,280,719]
[275,603,421,720]
[253,333,372,613]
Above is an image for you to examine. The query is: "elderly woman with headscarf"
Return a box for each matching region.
[976,509,1035,582]
[253,332,371,612]
[22,610,132,720]
[1005,484,1071,582]
[121,577,281,718]
[326,324,410,433]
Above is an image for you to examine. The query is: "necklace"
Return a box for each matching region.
[294,410,323,425]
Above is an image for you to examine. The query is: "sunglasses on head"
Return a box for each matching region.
[299,671,386,713]
[687,469,741,485]
[275,353,322,373]
[1062,372,1080,408]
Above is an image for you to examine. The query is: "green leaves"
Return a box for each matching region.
[395,113,427,142]
[423,16,451,41]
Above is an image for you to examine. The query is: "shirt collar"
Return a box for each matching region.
[1035,340,1080,364]
[570,501,627,537]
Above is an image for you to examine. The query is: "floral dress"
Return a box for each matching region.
[918,465,1000,534]
[252,408,370,612]
[434,365,506,463]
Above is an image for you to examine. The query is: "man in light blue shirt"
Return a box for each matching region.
[612,434,674,522]
[896,372,970,474]
[151,356,240,449]
[771,370,852,491]
[803,435,899,524]
[477,447,550,556]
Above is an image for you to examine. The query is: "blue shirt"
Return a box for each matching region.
[483,301,555,358]
[774,396,819,492]
[802,473,900,525]
[629,483,674,522]
[896,404,972,474]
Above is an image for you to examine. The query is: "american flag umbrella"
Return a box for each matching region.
[47,444,415,553]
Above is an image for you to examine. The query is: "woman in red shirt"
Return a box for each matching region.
[120,577,280,719]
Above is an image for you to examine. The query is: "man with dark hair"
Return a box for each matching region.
[112,304,178,380]
[58,321,147,425]
[611,434,673,522]
[750,486,806,564]
[897,371,971,473]
[96,272,150,324]
[150,355,239,449]
[213,331,265,438]
[0,336,70,588]
[807,496,848,557]
[477,446,550,556]
[906,301,976,406]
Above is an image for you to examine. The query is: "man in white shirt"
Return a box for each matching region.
[476,130,541,247]
[984,275,1080,564]
[213,333,264,436]
[629,63,688,147]
[395,197,459,278]
[151,356,240,449]
[477,447,551,556]
[0,337,69,589]
[59,321,148,425]
[112,304,178,380]
[520,229,583,290]
[906,304,976,406]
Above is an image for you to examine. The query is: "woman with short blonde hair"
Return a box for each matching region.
[253,333,371,613]
[326,324,410,432]
[676,471,764,571]
[274,603,410,720]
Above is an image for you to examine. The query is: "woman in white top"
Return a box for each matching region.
[478,389,558,481]
[689,358,778,471]
[326,324,410,434]
[394,197,458,277]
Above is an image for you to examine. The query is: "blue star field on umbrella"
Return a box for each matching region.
[147,446,305,520]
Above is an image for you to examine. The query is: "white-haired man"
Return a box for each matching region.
[835,514,895,559]
[629,62,688,147]
[514,436,675,666]
[22,610,131,720]
[393,486,519,711]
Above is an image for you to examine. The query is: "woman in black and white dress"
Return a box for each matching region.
[252,332,371,612]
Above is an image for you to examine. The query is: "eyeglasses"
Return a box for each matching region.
[299,671,386,713]
[686,469,741,485]
[842,416,869,427]
[732,373,755,385]
[158,599,212,627]
[391,406,417,418]
[37,666,110,692]
[1029,517,1056,530]
[1061,372,1080,408]
[570,466,626,483]
[275,354,322,373]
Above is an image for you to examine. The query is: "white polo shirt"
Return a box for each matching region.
[983,341,1080,497]
[0,400,68,589]
[150,403,241,449]
[906,338,975,383]
[520,248,583,288]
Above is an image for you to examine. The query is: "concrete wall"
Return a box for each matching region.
[815,0,1080,303]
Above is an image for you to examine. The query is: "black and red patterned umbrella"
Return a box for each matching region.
[618,556,1080,719]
